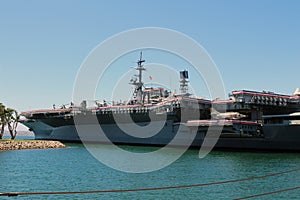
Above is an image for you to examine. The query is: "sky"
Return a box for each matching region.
[0,0,300,112]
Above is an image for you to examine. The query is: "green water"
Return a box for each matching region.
[0,144,299,199]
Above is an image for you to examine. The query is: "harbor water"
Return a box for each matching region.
[0,142,299,199]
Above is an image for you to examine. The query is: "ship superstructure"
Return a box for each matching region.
[20,53,210,145]
[182,89,300,151]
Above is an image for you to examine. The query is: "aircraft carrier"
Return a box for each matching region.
[20,53,300,151]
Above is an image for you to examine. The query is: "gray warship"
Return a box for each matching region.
[20,53,300,151]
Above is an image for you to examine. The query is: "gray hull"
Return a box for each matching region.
[21,120,300,151]
[202,124,300,151]
[21,120,205,147]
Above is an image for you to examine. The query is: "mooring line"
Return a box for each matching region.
[0,168,299,197]
[234,186,300,200]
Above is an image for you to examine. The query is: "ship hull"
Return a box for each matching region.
[21,120,300,151]
[200,125,300,151]
[212,138,300,151]
[21,120,206,147]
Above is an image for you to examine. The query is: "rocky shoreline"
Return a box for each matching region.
[0,140,66,151]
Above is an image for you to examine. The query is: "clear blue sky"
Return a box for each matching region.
[0,0,299,112]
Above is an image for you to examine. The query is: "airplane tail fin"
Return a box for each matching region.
[293,88,300,96]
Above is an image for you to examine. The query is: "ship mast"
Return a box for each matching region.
[130,52,146,104]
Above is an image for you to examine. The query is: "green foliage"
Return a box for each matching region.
[0,103,20,140]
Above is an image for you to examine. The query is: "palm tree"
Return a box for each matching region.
[0,103,6,139]
[5,108,20,140]
[11,110,20,139]
[0,104,20,140]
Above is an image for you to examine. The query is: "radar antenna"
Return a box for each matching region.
[129,52,146,104]
[179,70,189,94]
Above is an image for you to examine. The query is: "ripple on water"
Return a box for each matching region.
[0,145,299,199]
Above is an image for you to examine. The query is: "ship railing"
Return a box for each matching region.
[184,119,261,137]
[212,100,234,104]
[289,95,300,103]
[92,105,140,113]
[88,103,175,115]
[21,108,73,118]
[238,95,290,106]
[184,119,258,127]
[232,90,292,98]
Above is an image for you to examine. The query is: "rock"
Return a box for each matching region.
[0,140,66,151]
